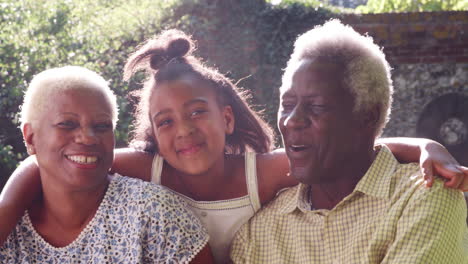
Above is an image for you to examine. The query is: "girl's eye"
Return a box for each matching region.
[157,119,172,128]
[191,109,207,117]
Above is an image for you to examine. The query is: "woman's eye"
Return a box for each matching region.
[57,121,77,129]
[95,123,112,131]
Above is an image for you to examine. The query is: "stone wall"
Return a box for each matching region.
[341,11,468,164]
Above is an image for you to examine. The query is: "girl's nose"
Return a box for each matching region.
[176,119,196,138]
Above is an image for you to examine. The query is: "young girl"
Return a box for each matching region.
[2,30,467,263]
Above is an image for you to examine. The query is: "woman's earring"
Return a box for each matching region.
[27,145,35,155]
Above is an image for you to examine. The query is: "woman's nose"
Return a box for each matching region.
[75,127,99,145]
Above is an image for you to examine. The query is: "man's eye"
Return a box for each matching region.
[281,103,295,111]
[308,105,328,115]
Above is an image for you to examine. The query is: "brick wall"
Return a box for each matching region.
[340,11,468,164]
[341,11,468,64]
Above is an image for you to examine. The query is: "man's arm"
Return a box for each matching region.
[0,156,41,245]
[382,179,468,263]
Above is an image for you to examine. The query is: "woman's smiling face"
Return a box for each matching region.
[24,89,115,191]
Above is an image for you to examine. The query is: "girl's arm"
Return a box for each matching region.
[378,137,465,189]
[257,137,466,204]
[0,155,41,245]
[111,148,153,181]
[459,166,468,192]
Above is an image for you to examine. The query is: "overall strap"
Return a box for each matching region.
[245,152,261,212]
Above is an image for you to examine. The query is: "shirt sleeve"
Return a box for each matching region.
[140,186,209,264]
[381,180,468,264]
[230,223,252,263]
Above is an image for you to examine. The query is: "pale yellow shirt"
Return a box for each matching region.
[230,146,468,264]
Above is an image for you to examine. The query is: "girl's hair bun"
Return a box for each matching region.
[149,49,168,71]
[167,37,191,58]
[149,33,192,71]
[124,29,194,80]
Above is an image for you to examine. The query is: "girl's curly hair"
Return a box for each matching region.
[124,29,274,154]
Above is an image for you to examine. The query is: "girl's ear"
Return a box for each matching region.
[22,123,36,155]
[223,105,235,135]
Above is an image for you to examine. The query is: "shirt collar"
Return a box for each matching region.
[354,145,399,199]
[279,184,308,214]
[279,145,399,214]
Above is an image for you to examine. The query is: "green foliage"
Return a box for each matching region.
[0,0,332,186]
[0,0,183,179]
[356,0,468,13]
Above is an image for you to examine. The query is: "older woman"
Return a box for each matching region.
[0,66,212,263]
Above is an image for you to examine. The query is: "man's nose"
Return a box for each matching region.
[283,105,310,130]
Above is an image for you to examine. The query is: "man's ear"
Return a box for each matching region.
[22,123,36,155]
[361,106,380,134]
[223,105,235,135]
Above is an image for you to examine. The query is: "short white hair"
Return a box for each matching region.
[20,66,119,129]
[283,19,393,137]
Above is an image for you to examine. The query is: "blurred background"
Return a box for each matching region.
[1,0,467,190]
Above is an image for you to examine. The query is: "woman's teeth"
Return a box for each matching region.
[67,155,98,164]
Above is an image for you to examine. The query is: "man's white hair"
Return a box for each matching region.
[20,66,119,129]
[283,19,393,137]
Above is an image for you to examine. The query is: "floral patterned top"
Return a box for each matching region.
[0,174,209,264]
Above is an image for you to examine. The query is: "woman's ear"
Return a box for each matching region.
[223,105,235,135]
[22,123,36,155]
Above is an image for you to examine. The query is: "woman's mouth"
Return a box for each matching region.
[66,155,98,164]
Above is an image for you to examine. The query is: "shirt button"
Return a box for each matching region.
[201,211,208,217]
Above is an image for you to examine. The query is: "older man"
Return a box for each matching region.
[230,20,468,263]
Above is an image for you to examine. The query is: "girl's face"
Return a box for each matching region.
[149,75,234,175]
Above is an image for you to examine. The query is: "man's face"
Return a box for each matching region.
[278,58,364,184]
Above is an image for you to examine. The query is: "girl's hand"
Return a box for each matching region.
[458,166,468,192]
[420,141,464,189]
